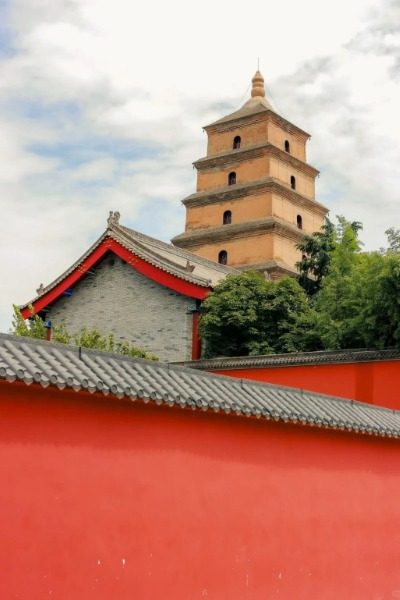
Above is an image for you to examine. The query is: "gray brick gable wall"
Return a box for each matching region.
[46,254,194,362]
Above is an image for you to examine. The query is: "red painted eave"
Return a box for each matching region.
[21,238,210,318]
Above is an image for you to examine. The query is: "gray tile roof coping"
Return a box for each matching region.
[178,348,400,370]
[1,333,400,440]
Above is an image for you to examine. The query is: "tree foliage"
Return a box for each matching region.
[11,305,158,360]
[296,217,363,296]
[200,217,400,357]
[385,227,400,253]
[311,221,400,350]
[296,218,336,296]
[199,273,318,357]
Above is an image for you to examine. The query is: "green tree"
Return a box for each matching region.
[296,217,362,297]
[256,276,322,354]
[199,272,318,358]
[312,218,363,349]
[308,219,400,351]
[11,305,158,360]
[12,305,71,343]
[385,227,400,253]
[199,272,269,357]
[356,252,400,349]
[296,218,336,296]
[72,327,158,359]
[377,253,400,347]
[12,304,47,339]
[314,248,400,351]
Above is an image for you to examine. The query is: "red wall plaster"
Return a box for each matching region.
[1,380,400,600]
[212,360,400,410]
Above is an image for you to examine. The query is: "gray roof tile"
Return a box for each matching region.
[179,348,400,370]
[1,333,400,439]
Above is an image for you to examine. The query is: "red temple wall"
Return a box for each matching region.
[212,360,400,409]
[1,380,400,600]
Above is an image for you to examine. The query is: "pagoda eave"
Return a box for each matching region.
[204,108,311,140]
[181,178,328,217]
[193,142,319,178]
[234,259,298,277]
[172,217,305,249]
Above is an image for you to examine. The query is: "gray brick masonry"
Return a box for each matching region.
[46,255,194,362]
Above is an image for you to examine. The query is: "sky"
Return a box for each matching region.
[0,0,399,332]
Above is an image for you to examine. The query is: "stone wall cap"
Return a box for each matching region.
[178,348,400,370]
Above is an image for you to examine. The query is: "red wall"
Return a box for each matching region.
[213,360,400,409]
[1,380,400,600]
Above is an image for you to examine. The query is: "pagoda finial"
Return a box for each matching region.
[251,70,265,99]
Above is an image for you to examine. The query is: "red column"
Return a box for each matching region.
[191,311,201,360]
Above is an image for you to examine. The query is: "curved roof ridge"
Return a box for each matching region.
[19,231,108,309]
[118,224,237,274]
[108,226,214,287]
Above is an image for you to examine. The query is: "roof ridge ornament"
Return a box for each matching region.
[107,211,120,228]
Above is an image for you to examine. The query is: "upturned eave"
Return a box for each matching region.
[193,142,319,178]
[181,177,329,217]
[172,217,305,249]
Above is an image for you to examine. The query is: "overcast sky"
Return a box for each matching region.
[0,0,399,332]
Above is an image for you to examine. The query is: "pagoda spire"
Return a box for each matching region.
[251,70,266,98]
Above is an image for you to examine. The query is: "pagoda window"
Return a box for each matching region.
[223,210,232,225]
[285,140,290,153]
[290,175,296,190]
[218,250,228,265]
[297,214,303,229]
[228,172,236,185]
[233,136,241,150]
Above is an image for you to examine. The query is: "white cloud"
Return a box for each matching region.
[0,0,399,332]
[69,157,117,182]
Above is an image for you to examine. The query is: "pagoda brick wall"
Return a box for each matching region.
[183,232,302,270]
[183,232,274,267]
[185,192,272,230]
[185,192,322,236]
[267,120,307,160]
[206,119,307,161]
[196,158,314,201]
[46,255,193,362]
